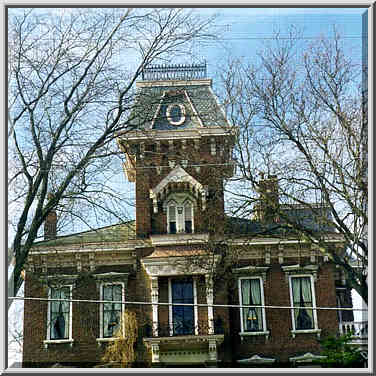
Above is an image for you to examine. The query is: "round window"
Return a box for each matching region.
[166,104,186,126]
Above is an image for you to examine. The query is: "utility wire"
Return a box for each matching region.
[7,296,367,312]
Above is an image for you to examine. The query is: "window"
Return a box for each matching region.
[101,284,123,338]
[48,286,72,340]
[167,199,194,234]
[168,205,177,234]
[290,276,315,330]
[239,277,266,333]
[169,278,197,336]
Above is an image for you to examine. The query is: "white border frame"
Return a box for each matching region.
[44,285,73,347]
[238,276,268,336]
[98,282,125,340]
[166,103,186,126]
[168,277,198,336]
[288,274,319,334]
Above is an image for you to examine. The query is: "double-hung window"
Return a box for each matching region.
[101,283,124,338]
[290,276,316,331]
[239,277,266,333]
[47,286,72,341]
[169,277,197,336]
[167,200,194,234]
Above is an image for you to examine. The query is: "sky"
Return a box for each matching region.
[6,5,368,367]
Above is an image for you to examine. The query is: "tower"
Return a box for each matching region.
[117,63,236,239]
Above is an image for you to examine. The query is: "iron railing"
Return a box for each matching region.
[140,318,224,338]
[141,62,207,81]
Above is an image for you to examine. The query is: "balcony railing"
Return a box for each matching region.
[339,321,368,339]
[140,318,224,339]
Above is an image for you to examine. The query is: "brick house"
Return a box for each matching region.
[22,64,353,368]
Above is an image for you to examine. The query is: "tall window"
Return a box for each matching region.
[48,286,71,340]
[102,284,123,338]
[239,278,265,332]
[168,205,177,234]
[167,199,194,234]
[170,278,195,335]
[290,276,315,330]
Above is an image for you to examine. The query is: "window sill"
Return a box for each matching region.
[291,329,321,338]
[96,337,118,346]
[43,339,74,348]
[239,331,270,340]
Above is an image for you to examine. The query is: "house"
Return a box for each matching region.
[22,63,354,368]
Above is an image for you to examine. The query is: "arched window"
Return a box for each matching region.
[166,197,194,234]
[168,204,177,234]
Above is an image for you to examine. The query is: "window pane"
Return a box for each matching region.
[170,221,176,234]
[185,220,192,233]
[172,279,194,335]
[169,205,176,221]
[185,204,192,220]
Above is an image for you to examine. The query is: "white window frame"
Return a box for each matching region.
[288,274,321,337]
[44,284,73,348]
[166,198,194,234]
[98,282,125,341]
[168,277,198,336]
[238,277,269,337]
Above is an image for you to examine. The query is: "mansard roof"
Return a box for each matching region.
[128,79,230,131]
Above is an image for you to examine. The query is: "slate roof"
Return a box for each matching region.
[32,221,136,247]
[129,83,229,131]
[226,206,335,236]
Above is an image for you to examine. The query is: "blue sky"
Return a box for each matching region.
[193,7,366,74]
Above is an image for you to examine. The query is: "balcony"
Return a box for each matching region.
[142,320,225,365]
[339,321,368,350]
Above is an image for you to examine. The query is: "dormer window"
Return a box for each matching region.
[166,197,194,234]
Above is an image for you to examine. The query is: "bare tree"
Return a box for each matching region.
[219,28,368,303]
[8,7,215,305]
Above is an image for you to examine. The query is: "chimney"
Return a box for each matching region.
[44,193,57,240]
[256,174,279,223]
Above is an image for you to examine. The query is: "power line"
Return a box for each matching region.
[8,296,367,312]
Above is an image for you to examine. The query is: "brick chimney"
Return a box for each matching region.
[44,193,57,240]
[256,174,279,223]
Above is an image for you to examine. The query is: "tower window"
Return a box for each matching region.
[166,198,194,234]
[168,205,177,234]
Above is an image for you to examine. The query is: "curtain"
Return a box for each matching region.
[292,277,313,330]
[103,285,122,337]
[250,279,262,331]
[242,279,262,332]
[51,287,69,339]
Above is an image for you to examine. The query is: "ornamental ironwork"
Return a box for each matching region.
[141,62,207,81]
